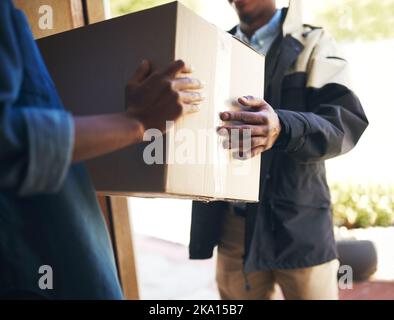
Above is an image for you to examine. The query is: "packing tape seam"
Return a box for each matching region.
[213,30,232,199]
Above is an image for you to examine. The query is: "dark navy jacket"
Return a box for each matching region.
[189,5,369,272]
[0,0,122,299]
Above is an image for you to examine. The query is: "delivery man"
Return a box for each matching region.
[189,0,368,300]
[0,0,203,299]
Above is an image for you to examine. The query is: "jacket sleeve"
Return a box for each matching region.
[276,31,368,163]
[0,0,74,196]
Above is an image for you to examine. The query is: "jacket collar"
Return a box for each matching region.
[282,0,303,37]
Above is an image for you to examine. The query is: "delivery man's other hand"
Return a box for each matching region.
[125,60,204,134]
[217,96,281,159]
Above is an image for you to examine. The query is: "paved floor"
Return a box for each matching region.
[134,235,219,300]
[133,234,394,300]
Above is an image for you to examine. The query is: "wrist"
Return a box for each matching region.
[122,113,145,143]
[273,112,290,149]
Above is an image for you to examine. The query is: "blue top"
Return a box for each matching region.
[234,9,282,55]
[0,0,122,299]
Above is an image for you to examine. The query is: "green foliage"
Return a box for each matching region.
[313,0,394,42]
[111,0,201,17]
[331,183,394,229]
[110,0,394,41]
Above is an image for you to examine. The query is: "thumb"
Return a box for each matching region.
[238,96,269,111]
[130,60,151,84]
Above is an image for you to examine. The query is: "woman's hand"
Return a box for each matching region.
[125,59,204,134]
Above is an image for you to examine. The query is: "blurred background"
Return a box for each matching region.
[110,0,394,299]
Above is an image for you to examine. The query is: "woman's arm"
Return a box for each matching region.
[72,60,204,162]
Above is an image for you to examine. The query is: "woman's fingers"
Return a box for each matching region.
[178,91,204,104]
[182,104,201,114]
[172,77,204,91]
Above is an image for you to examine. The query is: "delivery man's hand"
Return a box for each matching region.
[218,96,281,159]
[125,60,204,133]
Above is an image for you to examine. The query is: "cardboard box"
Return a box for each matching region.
[38,1,264,202]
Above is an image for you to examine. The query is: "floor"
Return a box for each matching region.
[133,235,219,300]
[132,234,394,300]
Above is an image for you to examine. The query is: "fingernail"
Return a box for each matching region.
[238,97,247,104]
[220,112,230,121]
[190,104,200,112]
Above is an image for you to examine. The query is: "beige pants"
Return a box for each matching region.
[216,209,339,300]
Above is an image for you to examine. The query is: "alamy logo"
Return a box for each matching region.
[38,5,54,30]
[142,122,252,164]
[338,265,353,290]
[38,265,53,290]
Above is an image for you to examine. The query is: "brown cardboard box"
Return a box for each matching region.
[38,1,264,202]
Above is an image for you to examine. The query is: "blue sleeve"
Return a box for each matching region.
[0,0,75,196]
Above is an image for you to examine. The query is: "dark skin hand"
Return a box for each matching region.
[222,1,280,159]
[218,96,281,159]
[125,59,203,132]
[72,60,203,162]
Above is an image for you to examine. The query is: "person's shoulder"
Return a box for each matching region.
[0,0,15,18]
[301,24,337,44]
[0,0,13,10]
[0,0,18,32]
[300,24,339,55]
[300,23,326,41]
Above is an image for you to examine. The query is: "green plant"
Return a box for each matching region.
[311,0,394,42]
[330,183,394,229]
